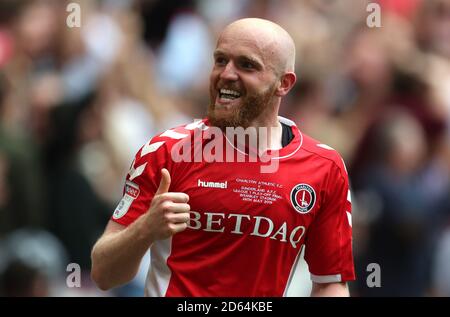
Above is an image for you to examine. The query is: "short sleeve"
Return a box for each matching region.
[304,160,355,283]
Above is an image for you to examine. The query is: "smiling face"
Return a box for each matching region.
[208,19,297,130]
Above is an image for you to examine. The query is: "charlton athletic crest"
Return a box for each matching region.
[290,184,316,214]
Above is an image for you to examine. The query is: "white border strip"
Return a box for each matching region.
[145,238,173,297]
[160,130,189,140]
[310,273,342,284]
[282,245,304,297]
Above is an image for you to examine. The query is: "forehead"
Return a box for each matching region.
[215,28,277,65]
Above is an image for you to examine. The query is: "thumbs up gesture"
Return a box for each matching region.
[144,169,191,241]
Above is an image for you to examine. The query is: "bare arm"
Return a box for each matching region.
[310,282,350,297]
[91,169,190,291]
[91,219,153,290]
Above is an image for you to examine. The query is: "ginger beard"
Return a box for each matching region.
[207,82,278,131]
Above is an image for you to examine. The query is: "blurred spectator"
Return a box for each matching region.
[415,0,450,59]
[0,229,68,296]
[352,111,446,296]
[43,93,112,270]
[378,0,423,20]
[0,71,46,236]
[0,259,49,297]
[432,226,450,296]
[137,0,195,51]
[155,8,213,94]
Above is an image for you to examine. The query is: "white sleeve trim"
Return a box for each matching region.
[310,273,342,284]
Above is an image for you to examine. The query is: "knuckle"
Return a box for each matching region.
[158,193,169,202]
[161,201,172,213]
[168,224,177,235]
[163,212,172,222]
[155,193,166,201]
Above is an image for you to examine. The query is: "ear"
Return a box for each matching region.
[275,72,297,97]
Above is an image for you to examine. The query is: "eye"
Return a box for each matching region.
[239,60,256,71]
[215,56,227,66]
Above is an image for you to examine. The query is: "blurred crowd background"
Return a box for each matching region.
[0,0,449,297]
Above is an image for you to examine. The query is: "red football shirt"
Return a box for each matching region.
[112,117,355,296]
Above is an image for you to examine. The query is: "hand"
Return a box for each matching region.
[143,168,191,242]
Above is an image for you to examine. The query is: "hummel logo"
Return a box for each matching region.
[198,179,228,189]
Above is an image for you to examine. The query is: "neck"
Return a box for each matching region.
[247,112,283,153]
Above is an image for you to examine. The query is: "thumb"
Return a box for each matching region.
[156,168,171,195]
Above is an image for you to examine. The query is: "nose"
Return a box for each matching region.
[219,61,239,81]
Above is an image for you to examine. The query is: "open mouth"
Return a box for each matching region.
[219,88,242,100]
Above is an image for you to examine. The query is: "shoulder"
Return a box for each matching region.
[153,120,207,146]
[126,120,206,182]
[299,130,349,180]
[131,119,207,165]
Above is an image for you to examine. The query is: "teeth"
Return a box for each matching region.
[220,89,241,97]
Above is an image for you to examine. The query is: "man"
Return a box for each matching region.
[91,18,355,297]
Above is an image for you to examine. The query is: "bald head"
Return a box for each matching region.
[218,18,296,74]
